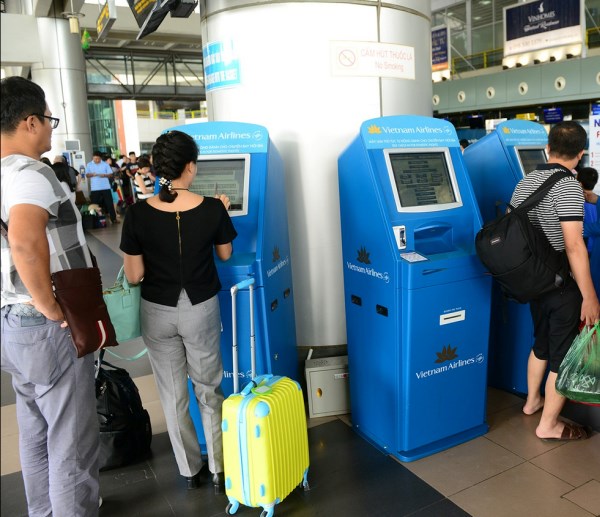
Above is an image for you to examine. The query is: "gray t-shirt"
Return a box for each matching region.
[1,154,92,308]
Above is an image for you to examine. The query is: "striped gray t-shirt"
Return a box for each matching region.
[510,164,583,252]
[1,154,93,308]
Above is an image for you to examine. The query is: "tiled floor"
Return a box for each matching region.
[2,224,599,517]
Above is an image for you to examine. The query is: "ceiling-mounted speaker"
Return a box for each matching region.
[170,0,197,18]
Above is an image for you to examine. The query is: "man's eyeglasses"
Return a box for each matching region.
[26,114,60,129]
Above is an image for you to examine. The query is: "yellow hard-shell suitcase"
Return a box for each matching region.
[223,279,309,517]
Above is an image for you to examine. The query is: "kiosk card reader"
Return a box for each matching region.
[338,116,492,462]
[161,122,297,448]
[462,120,548,395]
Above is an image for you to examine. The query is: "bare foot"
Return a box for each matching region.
[523,397,544,415]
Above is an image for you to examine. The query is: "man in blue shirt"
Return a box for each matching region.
[86,151,117,223]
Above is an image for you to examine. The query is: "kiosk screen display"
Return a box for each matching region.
[387,151,458,209]
[517,148,546,175]
[191,156,249,216]
[578,152,589,169]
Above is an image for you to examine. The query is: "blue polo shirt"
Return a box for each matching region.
[86,160,112,191]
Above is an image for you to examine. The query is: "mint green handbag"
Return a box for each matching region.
[103,267,141,342]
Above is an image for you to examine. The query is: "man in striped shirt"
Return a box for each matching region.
[1,77,100,516]
[510,121,599,442]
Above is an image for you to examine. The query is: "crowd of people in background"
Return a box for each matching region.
[72,150,156,223]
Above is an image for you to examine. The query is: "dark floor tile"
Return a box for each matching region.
[406,499,472,517]
[2,419,467,517]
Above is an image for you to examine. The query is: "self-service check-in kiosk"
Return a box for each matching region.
[338,116,492,462]
[162,122,297,448]
[462,119,548,395]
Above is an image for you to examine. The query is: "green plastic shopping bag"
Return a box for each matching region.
[555,323,600,405]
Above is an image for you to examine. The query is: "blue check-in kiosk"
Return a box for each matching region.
[338,116,492,462]
[162,122,297,449]
[463,120,548,395]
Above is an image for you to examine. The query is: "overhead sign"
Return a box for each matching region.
[431,25,450,72]
[128,0,157,28]
[543,108,563,123]
[516,113,537,121]
[330,41,415,80]
[203,40,241,92]
[96,0,117,41]
[504,0,583,57]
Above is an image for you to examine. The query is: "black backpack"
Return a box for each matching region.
[475,170,572,304]
[95,354,152,471]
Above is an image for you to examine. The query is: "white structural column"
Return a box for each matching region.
[31,17,92,160]
[202,1,432,347]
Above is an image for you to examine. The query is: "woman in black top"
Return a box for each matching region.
[120,131,236,491]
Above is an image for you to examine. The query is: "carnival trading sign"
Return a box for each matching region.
[503,0,583,57]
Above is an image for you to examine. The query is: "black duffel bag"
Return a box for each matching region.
[95,354,152,471]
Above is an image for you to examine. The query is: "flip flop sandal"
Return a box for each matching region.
[540,423,590,442]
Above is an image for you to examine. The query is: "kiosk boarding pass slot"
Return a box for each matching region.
[393,225,406,250]
[440,310,465,325]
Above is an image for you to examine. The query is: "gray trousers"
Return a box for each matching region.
[1,308,100,517]
[141,291,224,477]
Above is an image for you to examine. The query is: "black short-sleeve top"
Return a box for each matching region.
[120,196,237,306]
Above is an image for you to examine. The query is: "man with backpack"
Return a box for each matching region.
[510,121,599,442]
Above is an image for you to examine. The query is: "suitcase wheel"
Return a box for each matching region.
[260,509,274,517]
[225,501,239,515]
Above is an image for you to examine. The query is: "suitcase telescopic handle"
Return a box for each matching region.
[230,277,256,394]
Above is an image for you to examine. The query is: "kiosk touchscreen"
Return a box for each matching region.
[338,116,492,462]
[462,120,548,395]
[161,122,297,448]
[462,120,548,224]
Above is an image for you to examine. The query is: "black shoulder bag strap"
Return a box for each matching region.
[511,169,573,214]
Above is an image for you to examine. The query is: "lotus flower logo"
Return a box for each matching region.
[357,246,371,264]
[367,124,382,134]
[272,246,280,262]
[502,127,511,134]
[435,345,458,363]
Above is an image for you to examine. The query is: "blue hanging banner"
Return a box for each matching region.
[203,41,241,92]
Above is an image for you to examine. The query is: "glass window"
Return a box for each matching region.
[88,100,117,156]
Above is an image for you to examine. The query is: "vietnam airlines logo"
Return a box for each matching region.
[502,127,511,134]
[435,345,458,364]
[367,124,382,134]
[346,247,389,283]
[267,247,289,278]
[415,347,481,379]
[357,246,371,264]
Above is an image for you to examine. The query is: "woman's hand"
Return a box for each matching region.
[215,193,231,210]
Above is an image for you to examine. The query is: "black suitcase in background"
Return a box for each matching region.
[95,356,152,471]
